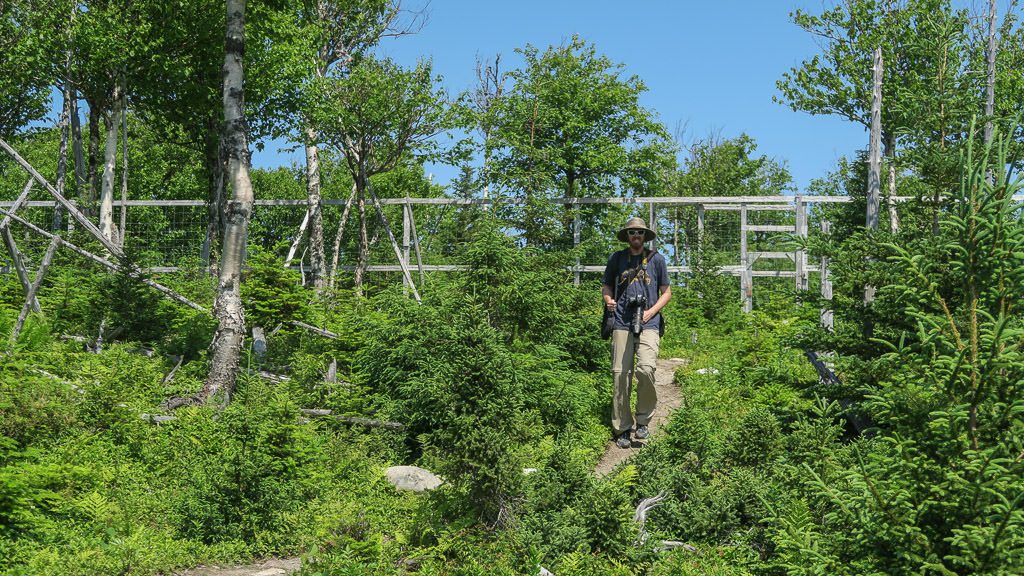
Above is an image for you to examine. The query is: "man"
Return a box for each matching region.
[602,217,672,449]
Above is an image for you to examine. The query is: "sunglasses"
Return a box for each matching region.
[626,229,646,237]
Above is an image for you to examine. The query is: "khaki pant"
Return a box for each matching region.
[610,329,659,435]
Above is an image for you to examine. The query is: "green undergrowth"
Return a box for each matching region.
[5,131,1024,573]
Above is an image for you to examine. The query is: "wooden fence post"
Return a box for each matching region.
[795,196,808,291]
[402,196,411,291]
[740,204,752,313]
[573,204,581,286]
[820,219,833,332]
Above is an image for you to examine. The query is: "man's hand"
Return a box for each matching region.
[642,310,656,324]
[604,296,616,311]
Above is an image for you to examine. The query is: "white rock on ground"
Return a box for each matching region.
[385,466,443,492]
[695,368,719,375]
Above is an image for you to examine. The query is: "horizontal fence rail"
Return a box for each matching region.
[6,193,1018,318]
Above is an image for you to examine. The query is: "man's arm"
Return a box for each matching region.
[602,251,619,311]
[643,285,672,323]
[642,254,672,323]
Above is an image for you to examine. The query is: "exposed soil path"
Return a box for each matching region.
[172,557,301,576]
[594,356,687,477]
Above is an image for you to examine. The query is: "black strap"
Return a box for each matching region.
[615,248,654,293]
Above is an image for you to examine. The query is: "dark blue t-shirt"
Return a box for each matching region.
[602,249,669,332]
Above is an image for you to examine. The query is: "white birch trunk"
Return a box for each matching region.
[99,82,121,245]
[328,184,356,288]
[354,162,369,297]
[120,75,128,247]
[70,95,87,201]
[304,124,326,288]
[865,47,883,306]
[205,0,255,402]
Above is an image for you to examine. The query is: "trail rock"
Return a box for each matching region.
[385,466,443,492]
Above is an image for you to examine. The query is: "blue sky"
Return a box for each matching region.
[250,1,889,193]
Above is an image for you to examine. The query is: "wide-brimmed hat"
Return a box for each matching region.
[617,217,656,242]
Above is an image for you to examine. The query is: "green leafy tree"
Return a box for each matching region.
[310,56,455,296]
[678,134,792,199]
[489,35,674,249]
[777,0,986,228]
[777,125,1024,573]
[0,0,49,138]
[252,0,418,288]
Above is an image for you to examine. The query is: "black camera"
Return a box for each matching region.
[627,293,647,336]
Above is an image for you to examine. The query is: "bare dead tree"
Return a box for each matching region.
[865,47,883,309]
[984,0,997,147]
[472,53,504,199]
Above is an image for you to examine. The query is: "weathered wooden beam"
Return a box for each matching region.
[251,326,267,360]
[2,226,39,312]
[0,138,122,256]
[366,184,421,303]
[740,205,752,313]
[0,178,34,230]
[820,220,834,332]
[290,320,338,339]
[0,207,207,313]
[12,237,58,340]
[795,196,808,291]
[745,224,796,233]
[11,194,1022,211]
[407,202,425,285]
[300,408,405,430]
[402,199,411,291]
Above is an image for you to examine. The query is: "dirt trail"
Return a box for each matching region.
[593,356,687,477]
[172,558,300,576]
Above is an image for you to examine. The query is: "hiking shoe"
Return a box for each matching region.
[635,425,650,440]
[615,431,631,449]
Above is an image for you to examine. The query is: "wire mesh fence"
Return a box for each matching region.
[0,194,926,313]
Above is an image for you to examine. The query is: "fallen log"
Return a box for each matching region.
[634,491,667,546]
[257,370,290,383]
[656,541,699,554]
[162,355,184,386]
[290,320,338,339]
[141,414,176,424]
[300,408,404,431]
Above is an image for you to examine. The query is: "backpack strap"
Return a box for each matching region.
[616,248,655,291]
